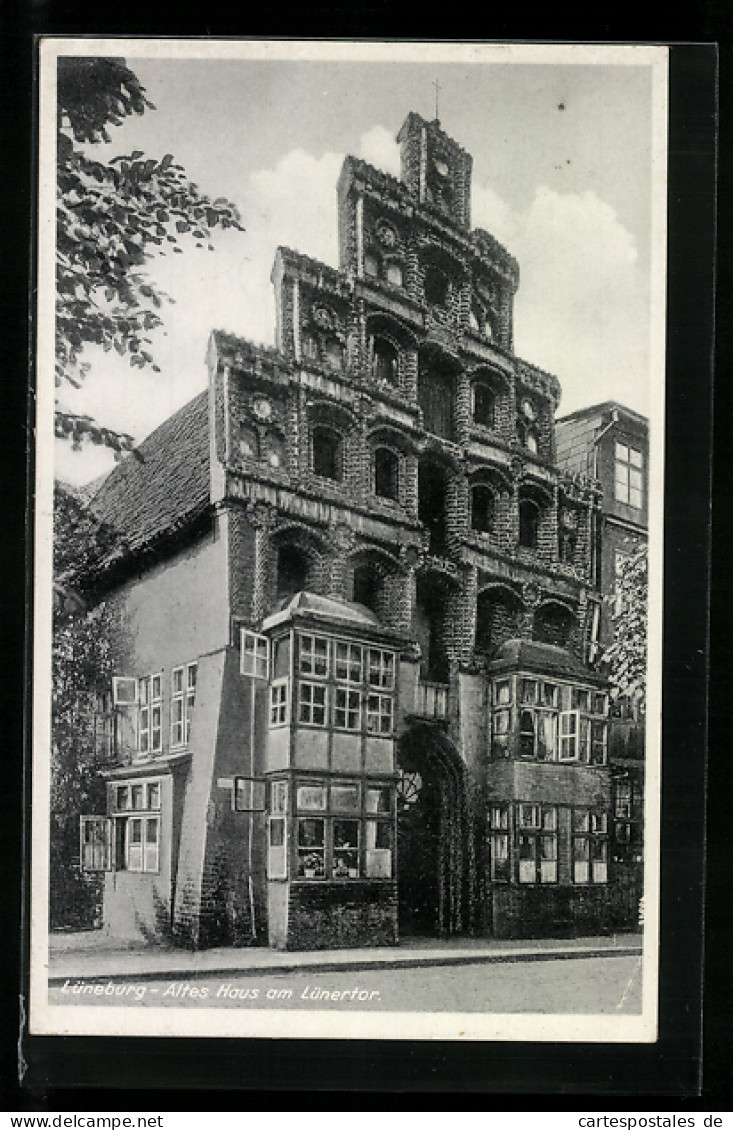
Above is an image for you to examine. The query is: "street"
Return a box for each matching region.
[49,953,642,1014]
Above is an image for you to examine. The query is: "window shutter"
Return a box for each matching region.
[233,776,267,812]
[79,816,113,871]
[112,677,138,706]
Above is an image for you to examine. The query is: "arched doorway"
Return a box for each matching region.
[396,726,471,937]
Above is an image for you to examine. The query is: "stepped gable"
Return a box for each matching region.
[88,389,210,554]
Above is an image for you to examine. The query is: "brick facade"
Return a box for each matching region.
[84,111,628,948]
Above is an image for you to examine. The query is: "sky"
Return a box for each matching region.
[50,43,665,486]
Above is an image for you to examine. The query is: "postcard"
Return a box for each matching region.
[30,38,667,1042]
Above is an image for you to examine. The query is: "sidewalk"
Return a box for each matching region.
[47,929,643,984]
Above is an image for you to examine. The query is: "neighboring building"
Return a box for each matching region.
[556,402,648,926]
[72,111,619,950]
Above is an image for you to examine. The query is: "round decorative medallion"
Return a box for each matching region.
[268,450,281,469]
[312,305,333,330]
[375,220,397,248]
[434,157,450,178]
[252,397,272,421]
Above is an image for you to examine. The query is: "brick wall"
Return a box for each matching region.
[284,881,399,950]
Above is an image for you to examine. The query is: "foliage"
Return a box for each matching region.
[601,543,647,713]
[56,57,244,452]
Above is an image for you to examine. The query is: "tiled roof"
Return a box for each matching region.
[87,390,211,554]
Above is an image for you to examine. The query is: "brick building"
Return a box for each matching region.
[556,402,648,925]
[73,111,621,949]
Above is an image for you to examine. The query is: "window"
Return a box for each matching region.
[494,680,512,706]
[472,383,495,428]
[277,543,309,601]
[490,805,510,882]
[80,816,112,871]
[267,817,287,879]
[471,484,495,534]
[170,663,197,748]
[241,630,269,679]
[573,808,609,883]
[615,442,643,508]
[95,691,116,762]
[294,780,394,880]
[113,779,162,874]
[335,641,362,683]
[137,674,162,755]
[424,266,450,306]
[368,649,395,689]
[519,499,540,549]
[312,426,343,481]
[367,693,393,735]
[324,339,344,372]
[364,253,379,277]
[334,688,361,731]
[373,338,399,385]
[333,819,360,878]
[517,805,557,883]
[559,711,578,760]
[239,425,259,461]
[270,681,289,727]
[299,634,329,678]
[302,333,319,360]
[386,262,403,288]
[374,447,400,501]
[519,710,535,759]
[492,709,511,759]
[297,817,326,877]
[298,682,328,726]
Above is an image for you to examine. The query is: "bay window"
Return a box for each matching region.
[292,779,394,880]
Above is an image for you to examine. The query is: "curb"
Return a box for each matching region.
[47,944,642,986]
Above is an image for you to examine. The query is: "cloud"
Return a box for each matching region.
[57,126,650,486]
[474,182,648,415]
[358,125,401,176]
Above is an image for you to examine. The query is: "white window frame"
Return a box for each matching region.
[270,679,289,727]
[299,633,330,679]
[241,630,269,680]
[367,648,395,690]
[298,680,328,726]
[367,693,393,735]
[334,687,362,731]
[516,804,557,884]
[112,677,137,706]
[170,662,197,748]
[559,710,579,761]
[334,640,363,684]
[125,814,160,873]
[614,441,644,508]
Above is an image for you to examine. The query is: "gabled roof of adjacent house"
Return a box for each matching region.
[86,389,211,556]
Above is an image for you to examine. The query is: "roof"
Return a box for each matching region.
[87,390,211,555]
[262,591,383,633]
[490,638,602,683]
[556,401,649,427]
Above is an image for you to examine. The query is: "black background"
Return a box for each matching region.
[0,11,723,1107]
